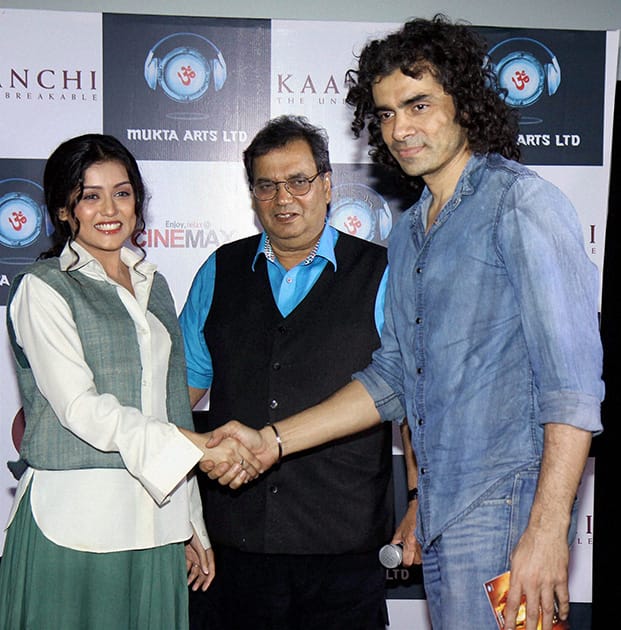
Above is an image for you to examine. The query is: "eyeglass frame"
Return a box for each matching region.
[250,171,325,201]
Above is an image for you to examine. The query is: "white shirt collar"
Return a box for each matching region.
[58,241,157,283]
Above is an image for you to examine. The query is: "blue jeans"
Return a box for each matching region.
[421,467,541,629]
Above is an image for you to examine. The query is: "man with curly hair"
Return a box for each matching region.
[206,15,603,630]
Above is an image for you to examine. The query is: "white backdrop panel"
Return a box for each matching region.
[271,20,399,164]
[0,9,102,159]
[138,160,258,308]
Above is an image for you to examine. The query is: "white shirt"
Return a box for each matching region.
[6,243,209,552]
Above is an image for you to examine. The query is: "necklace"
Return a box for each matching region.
[264,235,320,266]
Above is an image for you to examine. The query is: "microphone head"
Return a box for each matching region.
[378,543,403,569]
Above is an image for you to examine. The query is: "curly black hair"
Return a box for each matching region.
[346,14,520,188]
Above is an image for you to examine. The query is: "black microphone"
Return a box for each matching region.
[378,543,403,569]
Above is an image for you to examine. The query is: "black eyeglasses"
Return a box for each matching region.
[251,172,324,201]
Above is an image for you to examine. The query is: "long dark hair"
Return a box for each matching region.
[40,133,147,261]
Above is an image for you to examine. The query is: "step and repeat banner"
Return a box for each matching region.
[0,8,618,628]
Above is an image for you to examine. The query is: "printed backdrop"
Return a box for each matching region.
[0,8,618,628]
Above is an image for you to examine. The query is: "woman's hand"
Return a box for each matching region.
[205,421,280,484]
[185,529,215,592]
[179,428,263,489]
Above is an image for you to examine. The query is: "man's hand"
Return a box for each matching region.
[206,420,280,480]
[396,421,421,565]
[391,501,422,566]
[503,423,590,630]
[179,427,263,489]
[503,525,569,630]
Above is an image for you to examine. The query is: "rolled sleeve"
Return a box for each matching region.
[353,366,405,422]
[538,391,603,434]
[497,176,604,434]
[357,273,407,422]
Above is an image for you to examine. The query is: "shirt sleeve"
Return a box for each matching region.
[179,253,216,390]
[374,264,389,336]
[10,273,203,505]
[354,273,407,423]
[188,474,210,549]
[496,175,604,432]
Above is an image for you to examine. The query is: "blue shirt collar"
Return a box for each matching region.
[417,152,483,207]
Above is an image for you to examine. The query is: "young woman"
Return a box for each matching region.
[0,134,259,630]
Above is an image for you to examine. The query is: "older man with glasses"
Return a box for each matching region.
[180,115,416,630]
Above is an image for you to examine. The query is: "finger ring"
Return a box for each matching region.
[240,458,245,468]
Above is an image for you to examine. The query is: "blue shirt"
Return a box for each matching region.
[354,153,604,547]
[180,225,388,390]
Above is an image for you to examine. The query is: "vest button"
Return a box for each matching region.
[269,399,278,409]
[272,362,281,370]
[269,485,279,494]
[278,326,288,334]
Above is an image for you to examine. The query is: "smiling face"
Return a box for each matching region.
[251,138,331,268]
[372,68,471,193]
[60,160,137,263]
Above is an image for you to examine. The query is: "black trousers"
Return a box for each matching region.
[189,545,389,630]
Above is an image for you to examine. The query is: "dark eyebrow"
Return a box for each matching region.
[255,172,311,182]
[374,93,430,114]
[401,93,429,107]
[83,180,131,189]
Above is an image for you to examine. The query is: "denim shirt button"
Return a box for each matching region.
[415,317,422,324]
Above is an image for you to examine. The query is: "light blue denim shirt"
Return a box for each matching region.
[354,153,604,547]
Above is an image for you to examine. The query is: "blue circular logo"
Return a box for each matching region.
[144,32,227,104]
[496,51,545,107]
[486,37,561,111]
[330,183,392,244]
[160,46,211,102]
[0,180,44,248]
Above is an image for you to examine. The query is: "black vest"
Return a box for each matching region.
[200,232,393,554]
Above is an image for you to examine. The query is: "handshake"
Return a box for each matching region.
[181,380,379,488]
[181,421,282,489]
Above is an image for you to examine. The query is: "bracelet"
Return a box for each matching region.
[267,423,283,463]
[407,487,419,502]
